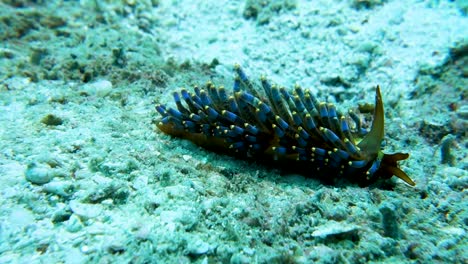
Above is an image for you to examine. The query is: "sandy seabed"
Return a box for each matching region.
[0,0,467,263]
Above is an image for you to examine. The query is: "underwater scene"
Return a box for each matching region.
[0,0,467,263]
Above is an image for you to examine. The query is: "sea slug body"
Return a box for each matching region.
[155,65,415,187]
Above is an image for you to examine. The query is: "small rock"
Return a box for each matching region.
[25,163,54,185]
[51,206,72,223]
[312,221,359,240]
[42,181,74,198]
[69,200,103,219]
[456,104,468,119]
[132,175,148,190]
[41,114,63,126]
[186,238,211,255]
[106,241,126,254]
[66,214,83,233]
[82,79,113,97]
[440,226,465,236]
[379,203,401,239]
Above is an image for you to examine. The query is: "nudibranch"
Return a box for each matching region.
[155,65,414,187]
